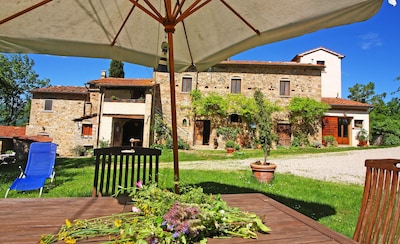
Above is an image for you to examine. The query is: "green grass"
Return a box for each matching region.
[159,145,385,162]
[0,146,380,238]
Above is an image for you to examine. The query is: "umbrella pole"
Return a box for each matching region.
[167,29,180,194]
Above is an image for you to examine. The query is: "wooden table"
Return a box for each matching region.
[0,194,356,243]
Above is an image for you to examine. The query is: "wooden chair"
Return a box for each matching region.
[353,159,400,244]
[92,146,161,197]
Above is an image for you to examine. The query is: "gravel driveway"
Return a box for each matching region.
[179,147,400,185]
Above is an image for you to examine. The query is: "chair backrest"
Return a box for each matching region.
[92,146,161,197]
[353,159,400,244]
[24,142,57,177]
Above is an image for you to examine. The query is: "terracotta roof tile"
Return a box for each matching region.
[0,126,26,138]
[18,135,53,142]
[321,97,371,108]
[32,86,87,94]
[219,60,322,68]
[88,78,153,87]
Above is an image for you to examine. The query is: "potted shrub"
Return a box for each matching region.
[225,140,235,154]
[250,89,278,183]
[356,128,369,147]
[322,135,336,147]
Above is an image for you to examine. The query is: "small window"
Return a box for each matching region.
[316,60,325,65]
[229,114,242,123]
[44,99,53,111]
[231,78,241,94]
[182,77,192,93]
[280,80,290,96]
[354,120,363,128]
[82,124,93,137]
[182,119,188,127]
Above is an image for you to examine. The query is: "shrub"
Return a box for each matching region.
[383,134,400,146]
[71,145,86,156]
[225,140,235,148]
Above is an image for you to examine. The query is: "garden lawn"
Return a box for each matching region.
[0,153,363,239]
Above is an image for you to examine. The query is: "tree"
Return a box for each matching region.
[108,60,125,78]
[0,54,50,126]
[347,82,376,103]
[347,82,400,145]
[287,97,330,145]
[253,89,278,164]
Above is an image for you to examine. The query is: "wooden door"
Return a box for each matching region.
[337,118,350,144]
[195,121,204,145]
[277,124,291,147]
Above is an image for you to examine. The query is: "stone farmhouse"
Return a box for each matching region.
[26,47,371,156]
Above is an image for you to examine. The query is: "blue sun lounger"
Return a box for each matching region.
[5,142,57,198]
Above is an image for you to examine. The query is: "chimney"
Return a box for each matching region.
[101,70,107,78]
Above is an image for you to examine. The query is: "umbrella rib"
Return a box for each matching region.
[111,5,136,46]
[179,15,195,66]
[0,0,52,25]
[175,0,212,24]
[129,0,164,24]
[219,0,260,35]
[172,0,185,20]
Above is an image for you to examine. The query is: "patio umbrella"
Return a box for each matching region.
[0,0,388,193]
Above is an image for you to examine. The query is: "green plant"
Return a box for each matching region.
[253,89,278,164]
[71,145,86,156]
[323,135,336,144]
[356,128,369,141]
[5,150,14,154]
[383,133,400,145]
[99,139,110,148]
[216,126,240,141]
[41,184,270,243]
[225,140,235,148]
[288,97,330,145]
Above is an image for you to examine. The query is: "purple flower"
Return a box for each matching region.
[136,181,143,188]
[131,206,141,213]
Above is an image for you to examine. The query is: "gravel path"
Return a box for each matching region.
[178,147,400,185]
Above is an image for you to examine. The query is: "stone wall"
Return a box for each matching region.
[154,62,323,148]
[26,93,97,156]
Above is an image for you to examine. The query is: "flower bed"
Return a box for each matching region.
[40,183,270,243]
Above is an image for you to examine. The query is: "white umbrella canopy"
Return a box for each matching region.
[0,0,387,193]
[0,0,385,72]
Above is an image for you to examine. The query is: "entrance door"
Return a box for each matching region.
[195,120,210,145]
[277,124,291,147]
[337,118,350,144]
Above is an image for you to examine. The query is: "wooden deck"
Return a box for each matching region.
[0,194,356,243]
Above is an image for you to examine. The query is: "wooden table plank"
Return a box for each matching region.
[0,194,356,243]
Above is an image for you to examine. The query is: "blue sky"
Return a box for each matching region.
[28,2,399,101]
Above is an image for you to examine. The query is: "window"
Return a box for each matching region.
[82,124,93,137]
[229,114,242,123]
[231,78,241,94]
[44,99,53,111]
[279,80,290,96]
[181,77,192,93]
[316,60,325,65]
[354,120,363,128]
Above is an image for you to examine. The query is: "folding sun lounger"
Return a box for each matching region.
[5,142,57,198]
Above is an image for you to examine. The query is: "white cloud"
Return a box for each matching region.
[359,32,383,50]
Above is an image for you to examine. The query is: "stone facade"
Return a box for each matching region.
[26,87,96,156]
[154,60,324,148]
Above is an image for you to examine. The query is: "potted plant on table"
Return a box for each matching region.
[356,128,369,147]
[250,89,278,183]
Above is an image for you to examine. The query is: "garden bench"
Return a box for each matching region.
[92,146,161,197]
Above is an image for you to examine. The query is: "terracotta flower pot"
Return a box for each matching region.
[250,163,277,183]
[226,147,234,154]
